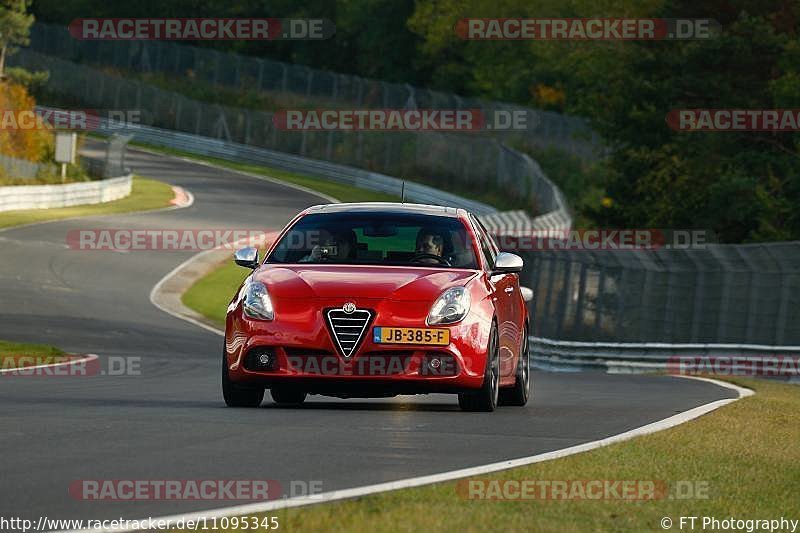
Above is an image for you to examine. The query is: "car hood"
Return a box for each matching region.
[254,265,478,301]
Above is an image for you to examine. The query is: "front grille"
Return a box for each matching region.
[325,308,373,358]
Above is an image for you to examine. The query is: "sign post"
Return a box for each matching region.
[54,132,77,183]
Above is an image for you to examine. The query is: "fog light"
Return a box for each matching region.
[245,348,276,371]
[421,354,457,376]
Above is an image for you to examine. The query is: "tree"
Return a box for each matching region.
[0,0,33,78]
[410,0,800,242]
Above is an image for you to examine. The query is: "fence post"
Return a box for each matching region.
[593,266,606,339]
[734,246,760,343]
[256,59,265,90]
[685,251,706,343]
[554,259,571,339]
[763,245,790,345]
[709,246,732,342]
[305,68,314,99]
[662,255,676,342]
[573,262,587,338]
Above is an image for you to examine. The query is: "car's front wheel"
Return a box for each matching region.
[222,349,264,407]
[499,327,531,406]
[458,323,500,412]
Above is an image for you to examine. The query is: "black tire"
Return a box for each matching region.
[499,327,531,406]
[458,323,500,412]
[270,387,307,405]
[222,349,264,407]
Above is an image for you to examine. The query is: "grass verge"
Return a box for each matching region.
[131,142,399,204]
[170,378,798,532]
[182,261,249,327]
[0,339,67,368]
[170,139,405,327]
[0,176,175,229]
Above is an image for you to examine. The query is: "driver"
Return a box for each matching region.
[300,229,357,262]
[415,227,446,264]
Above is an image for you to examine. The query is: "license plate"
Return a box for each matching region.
[373,327,450,345]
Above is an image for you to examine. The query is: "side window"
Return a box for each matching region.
[470,215,496,270]
[474,216,500,256]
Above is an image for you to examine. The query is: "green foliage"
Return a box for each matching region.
[32,0,423,83]
[411,0,800,242]
[29,0,800,242]
[0,0,34,76]
[4,66,48,90]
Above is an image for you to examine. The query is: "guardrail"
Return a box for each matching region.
[0,133,134,212]
[29,21,601,161]
[14,50,573,234]
[0,174,132,212]
[531,337,800,371]
[86,116,498,216]
[23,57,800,361]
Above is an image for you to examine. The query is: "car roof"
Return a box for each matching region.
[304,202,467,218]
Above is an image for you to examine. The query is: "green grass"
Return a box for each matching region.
[0,176,175,229]
[182,261,249,326]
[0,339,67,367]
[169,378,798,532]
[132,142,400,204]
[164,140,409,328]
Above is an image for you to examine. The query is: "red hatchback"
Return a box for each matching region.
[222,203,531,411]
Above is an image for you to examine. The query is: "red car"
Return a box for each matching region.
[222,203,531,411]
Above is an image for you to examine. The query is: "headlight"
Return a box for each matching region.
[243,280,274,320]
[427,287,471,325]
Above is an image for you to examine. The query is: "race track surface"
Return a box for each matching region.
[0,142,737,523]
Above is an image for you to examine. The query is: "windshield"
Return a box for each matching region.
[267,211,479,269]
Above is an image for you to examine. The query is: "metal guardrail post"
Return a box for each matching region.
[686,250,707,343]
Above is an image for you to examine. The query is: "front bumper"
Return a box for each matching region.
[225,298,491,394]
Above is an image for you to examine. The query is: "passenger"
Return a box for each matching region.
[301,229,357,262]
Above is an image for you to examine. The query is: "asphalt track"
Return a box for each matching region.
[0,141,737,524]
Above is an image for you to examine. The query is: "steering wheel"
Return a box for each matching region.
[410,253,451,266]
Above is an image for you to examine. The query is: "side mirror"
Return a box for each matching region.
[234,247,259,269]
[493,252,523,274]
[520,286,534,303]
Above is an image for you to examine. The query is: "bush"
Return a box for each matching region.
[0,80,53,163]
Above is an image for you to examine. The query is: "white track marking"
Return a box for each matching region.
[121,149,756,533]
[55,376,752,532]
[0,354,98,374]
[148,248,225,337]
[129,145,341,205]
